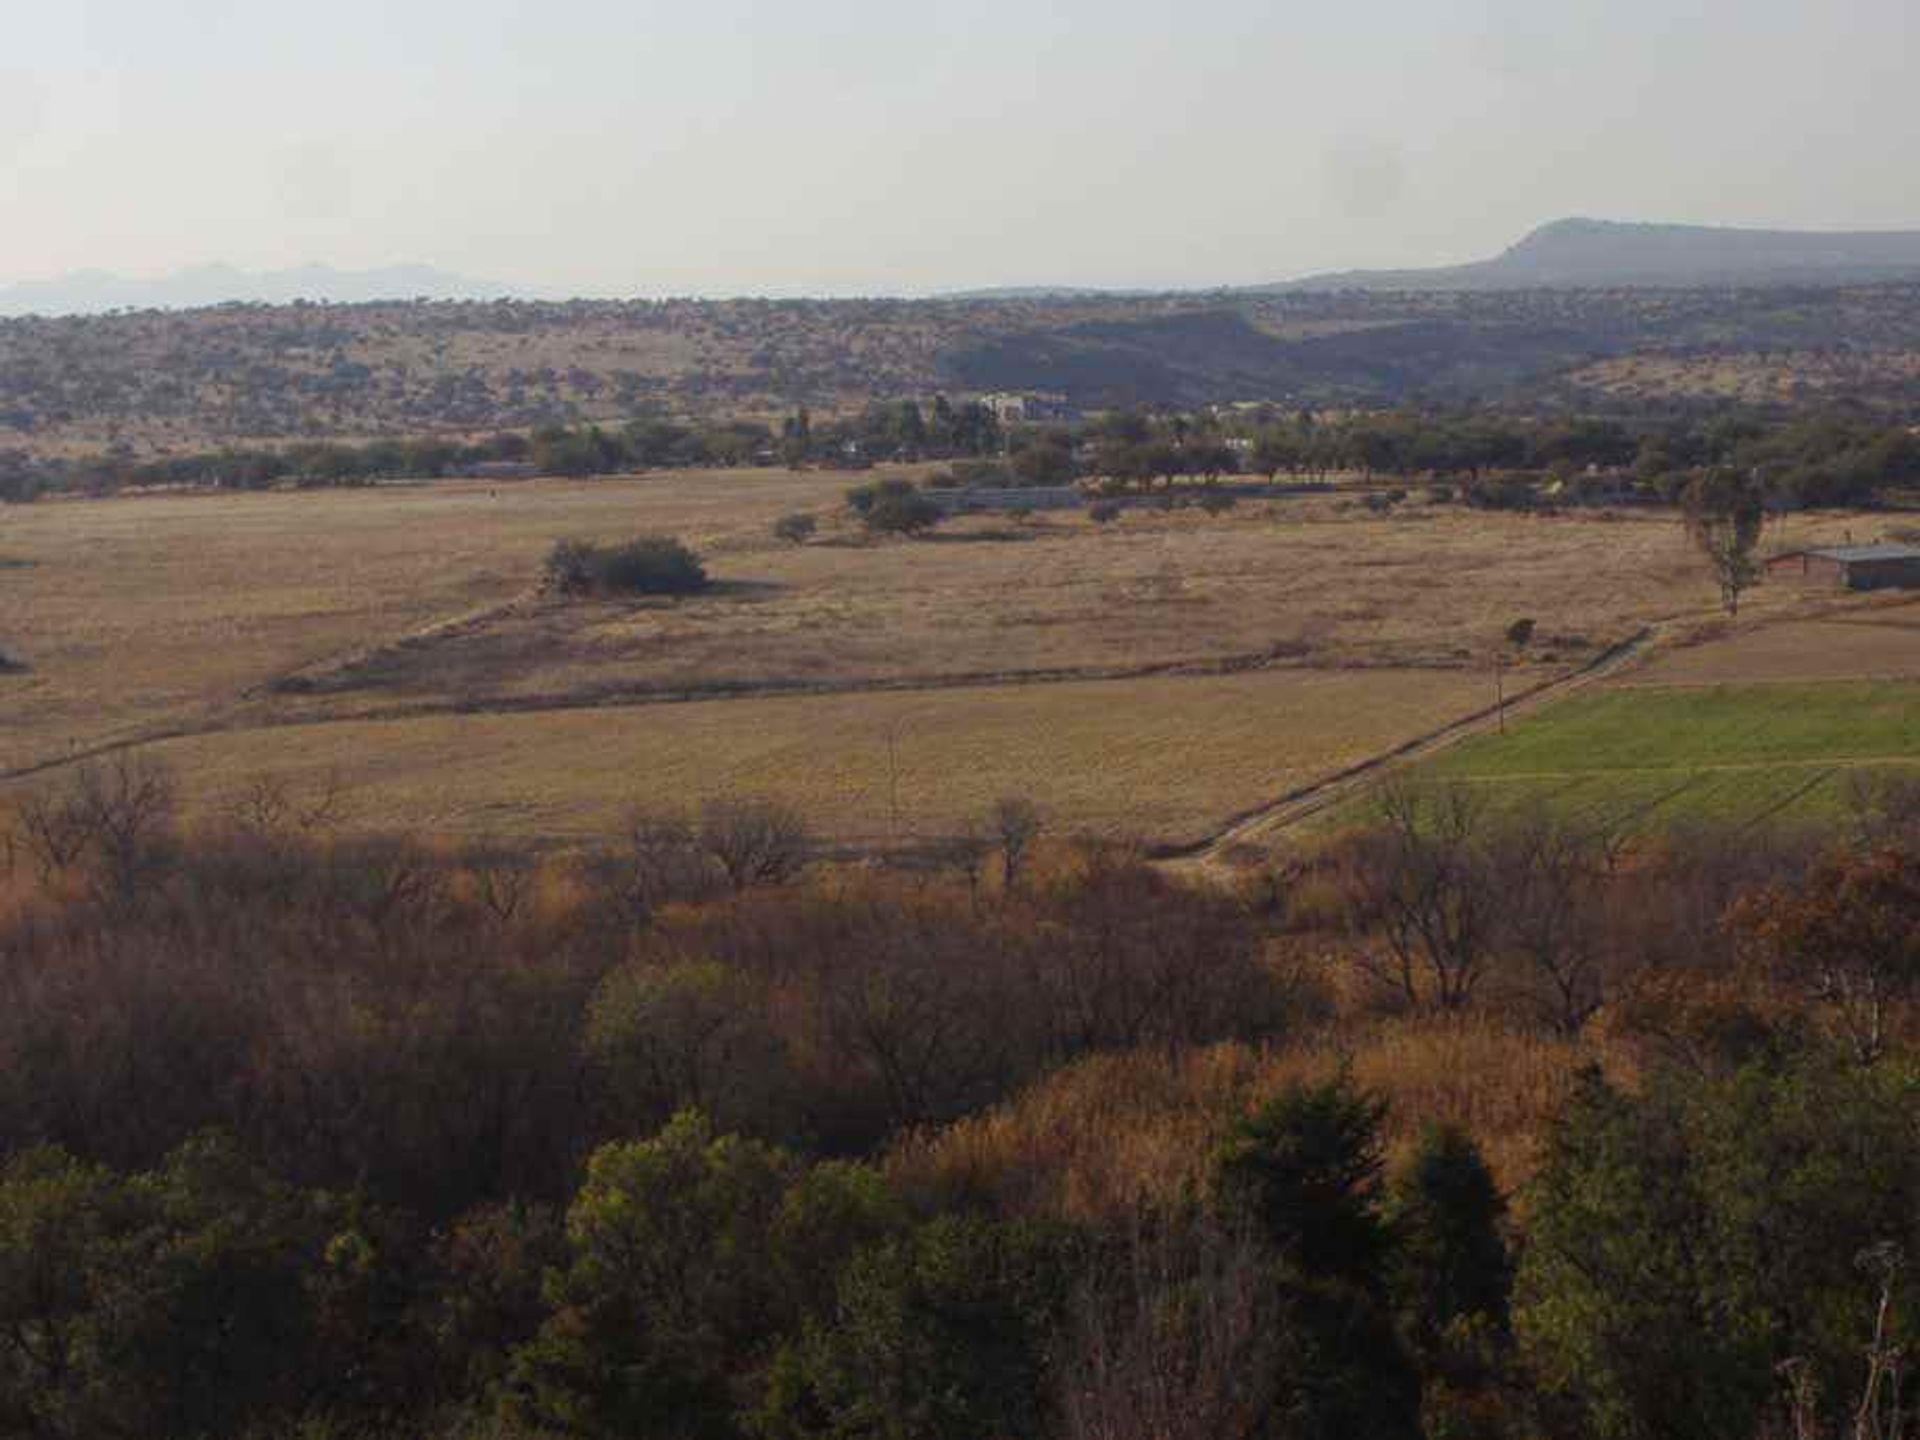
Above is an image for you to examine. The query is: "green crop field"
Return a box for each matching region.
[1412,681,1920,830]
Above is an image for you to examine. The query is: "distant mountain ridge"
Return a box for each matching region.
[0,262,514,316]
[1269,218,1920,292]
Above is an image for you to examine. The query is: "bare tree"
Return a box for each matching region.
[699,796,811,892]
[608,809,719,926]
[1683,468,1767,615]
[14,755,177,900]
[1490,805,1627,1033]
[1344,783,1498,1012]
[14,777,100,880]
[228,771,347,839]
[932,825,992,905]
[991,796,1044,896]
[1059,1217,1280,1440]
[1844,772,1920,851]
[1853,1244,1908,1440]
[462,843,539,927]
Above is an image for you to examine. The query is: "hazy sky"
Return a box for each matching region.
[3,0,1917,295]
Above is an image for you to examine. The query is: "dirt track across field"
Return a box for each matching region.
[1156,626,1660,872]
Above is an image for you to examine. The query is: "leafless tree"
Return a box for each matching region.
[1682,467,1767,615]
[699,796,811,892]
[1344,782,1498,1012]
[1853,1244,1908,1440]
[14,755,178,900]
[228,771,347,838]
[991,796,1044,896]
[463,843,539,927]
[1490,805,1628,1033]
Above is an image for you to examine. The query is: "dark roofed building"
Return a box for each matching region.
[1765,542,1920,591]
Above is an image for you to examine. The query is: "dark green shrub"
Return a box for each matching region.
[773,512,817,544]
[1513,1057,1919,1440]
[544,536,708,596]
[1388,1123,1512,1361]
[1214,1075,1392,1290]
[507,1113,797,1438]
[850,478,942,536]
[760,1214,1071,1440]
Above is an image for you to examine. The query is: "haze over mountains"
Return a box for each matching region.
[1272,219,1920,292]
[0,263,513,317]
[9,221,1920,317]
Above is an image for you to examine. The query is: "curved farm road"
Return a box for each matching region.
[1156,626,1658,876]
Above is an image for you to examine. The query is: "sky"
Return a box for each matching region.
[3,0,1918,297]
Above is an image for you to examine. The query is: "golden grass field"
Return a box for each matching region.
[133,668,1495,846]
[1618,594,1920,686]
[2,469,1910,844]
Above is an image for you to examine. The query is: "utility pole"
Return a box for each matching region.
[885,722,902,847]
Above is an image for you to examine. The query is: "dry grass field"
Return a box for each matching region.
[251,499,1709,722]
[1618,594,1920,686]
[130,667,1495,846]
[0,470,852,773]
[2,470,1906,845]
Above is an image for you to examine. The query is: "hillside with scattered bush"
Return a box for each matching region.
[10,284,1920,458]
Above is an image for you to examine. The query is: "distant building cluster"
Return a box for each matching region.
[975,392,1074,425]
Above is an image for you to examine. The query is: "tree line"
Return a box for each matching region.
[7,403,1919,507]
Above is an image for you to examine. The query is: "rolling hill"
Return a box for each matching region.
[1274,218,1920,291]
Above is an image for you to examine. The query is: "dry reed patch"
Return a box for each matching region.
[82,666,1494,845]
[886,1018,1607,1225]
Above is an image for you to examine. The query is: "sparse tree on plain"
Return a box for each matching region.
[773,511,817,545]
[990,796,1043,895]
[1682,468,1767,615]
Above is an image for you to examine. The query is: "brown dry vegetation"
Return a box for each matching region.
[885,1018,1605,1225]
[1567,348,1920,405]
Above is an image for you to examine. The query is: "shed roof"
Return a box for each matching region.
[1799,543,1920,564]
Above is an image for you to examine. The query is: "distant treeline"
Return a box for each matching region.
[5,400,1919,508]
